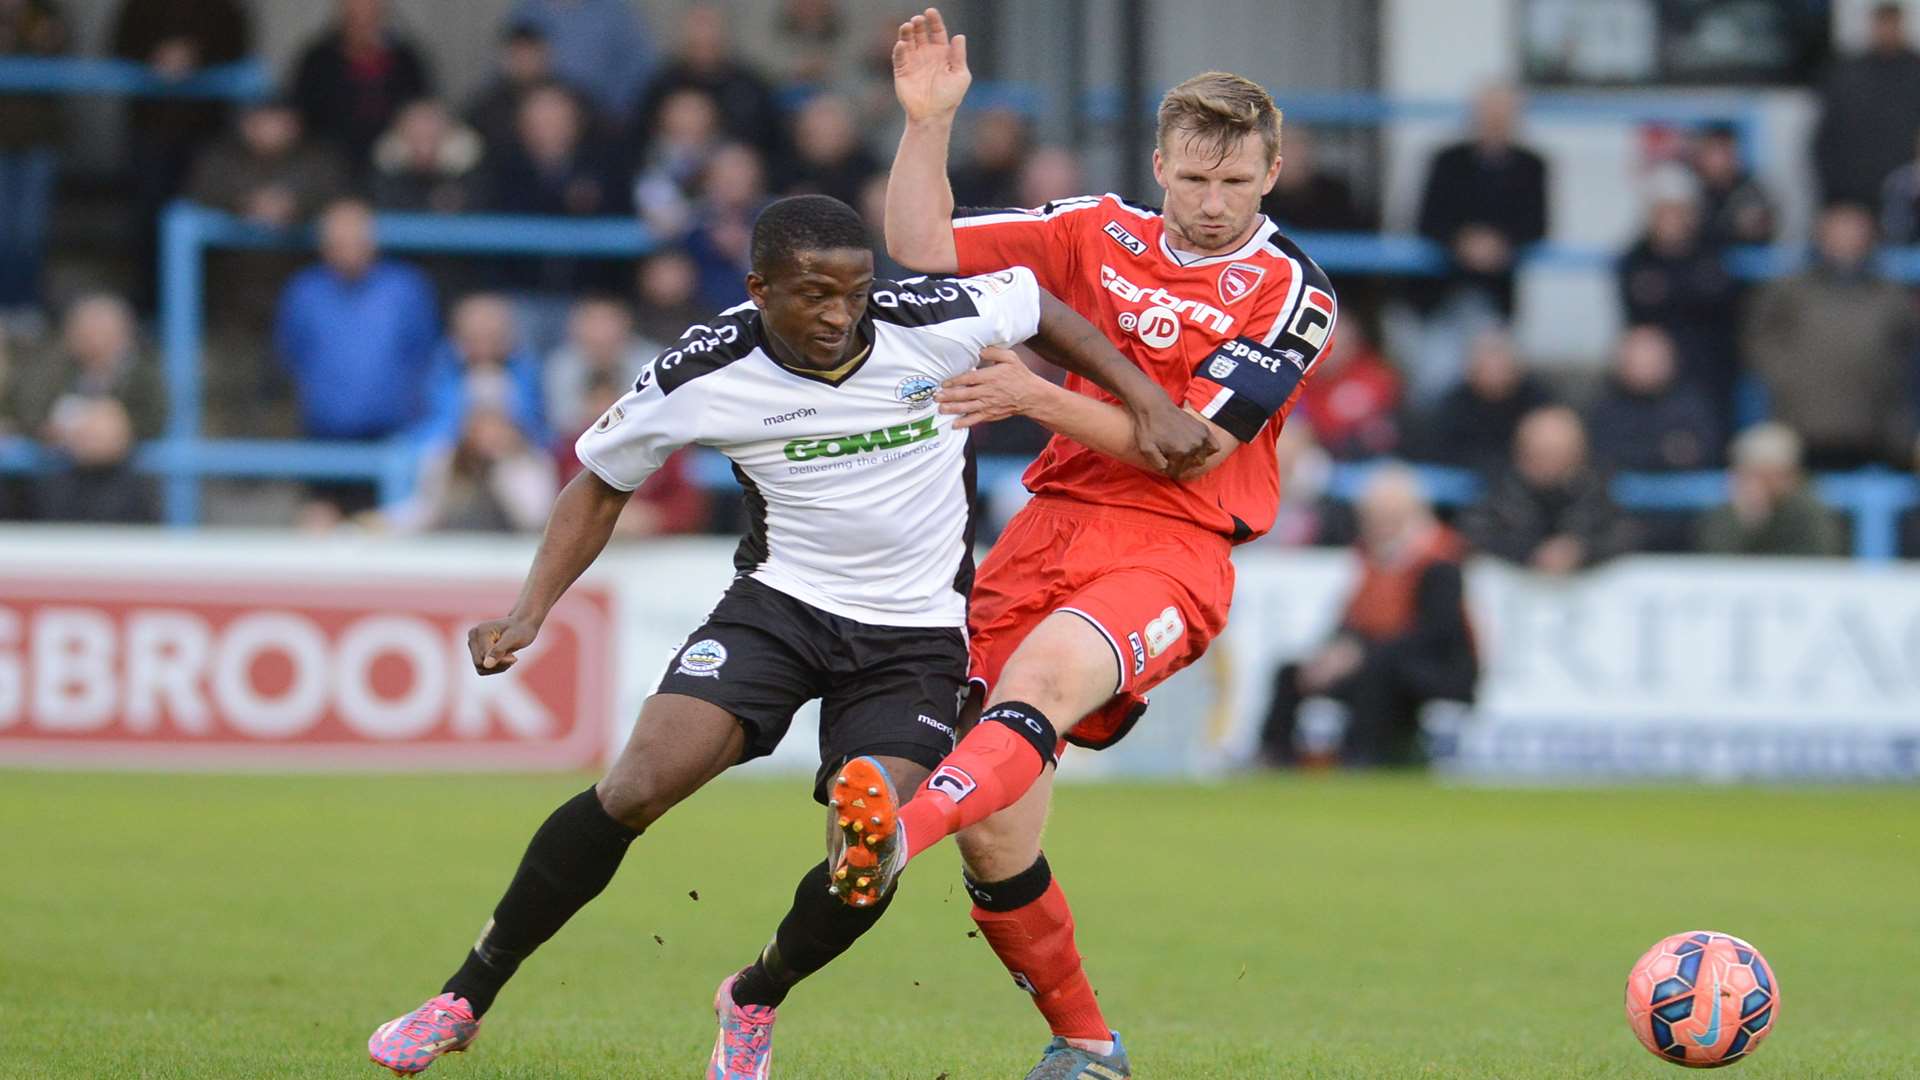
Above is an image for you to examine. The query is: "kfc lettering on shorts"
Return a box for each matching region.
[0,574,612,770]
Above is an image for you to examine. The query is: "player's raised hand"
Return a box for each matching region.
[938,346,1039,428]
[893,7,970,121]
[467,617,537,675]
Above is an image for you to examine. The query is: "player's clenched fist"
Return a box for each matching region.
[467,617,538,675]
[892,7,969,121]
[1130,398,1215,480]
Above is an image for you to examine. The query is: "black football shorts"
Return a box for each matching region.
[655,576,966,802]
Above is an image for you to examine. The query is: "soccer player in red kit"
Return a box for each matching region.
[825,9,1341,1078]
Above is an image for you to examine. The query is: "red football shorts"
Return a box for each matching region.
[967,496,1235,749]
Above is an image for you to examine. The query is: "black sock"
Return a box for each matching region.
[442,786,640,1016]
[729,859,895,1009]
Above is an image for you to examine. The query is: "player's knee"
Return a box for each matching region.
[594,763,678,831]
[957,819,1042,884]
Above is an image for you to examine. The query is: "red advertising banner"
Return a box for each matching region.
[0,572,613,770]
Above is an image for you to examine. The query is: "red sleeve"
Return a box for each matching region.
[950,196,1103,296]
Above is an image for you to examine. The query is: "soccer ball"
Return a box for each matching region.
[1625,931,1780,1068]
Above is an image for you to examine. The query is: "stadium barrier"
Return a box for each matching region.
[5,530,1915,781]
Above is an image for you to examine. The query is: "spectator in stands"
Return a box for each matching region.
[1261,124,1372,233]
[416,294,548,451]
[465,22,555,154]
[632,248,707,345]
[1298,324,1401,461]
[950,106,1029,208]
[1879,129,1920,244]
[684,142,769,310]
[1465,405,1628,574]
[111,0,252,306]
[186,98,350,230]
[1814,1,1920,207]
[543,296,651,435]
[290,0,434,172]
[783,93,879,206]
[1697,422,1843,557]
[1261,416,1351,548]
[1415,85,1548,320]
[1689,122,1775,246]
[631,87,726,239]
[739,0,864,89]
[1017,146,1086,208]
[1617,165,1742,428]
[1586,325,1720,473]
[1412,326,1552,476]
[0,0,65,322]
[553,370,710,538]
[274,199,439,525]
[636,5,784,163]
[1260,465,1475,768]
[506,0,655,120]
[484,82,626,338]
[7,294,164,523]
[1743,203,1918,469]
[371,98,484,214]
[390,294,552,532]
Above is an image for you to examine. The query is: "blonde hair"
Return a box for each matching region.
[1156,71,1282,166]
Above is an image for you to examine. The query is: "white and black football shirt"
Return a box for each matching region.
[576,268,1043,628]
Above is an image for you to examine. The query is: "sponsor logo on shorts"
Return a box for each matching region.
[927,764,977,802]
[1103,219,1147,257]
[675,638,728,678]
[916,713,957,745]
[896,374,941,411]
[1128,632,1147,676]
[761,407,818,426]
[1144,607,1183,658]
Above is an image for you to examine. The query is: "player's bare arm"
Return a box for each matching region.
[467,470,628,674]
[1028,288,1213,475]
[941,348,1234,479]
[885,7,968,273]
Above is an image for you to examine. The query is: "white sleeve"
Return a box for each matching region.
[571,361,697,492]
[953,265,1044,350]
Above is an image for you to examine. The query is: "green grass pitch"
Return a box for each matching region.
[2,770,1916,1078]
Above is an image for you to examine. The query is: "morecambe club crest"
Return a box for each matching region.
[1217,261,1265,306]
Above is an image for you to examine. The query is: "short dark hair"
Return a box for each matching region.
[504,20,546,43]
[750,195,871,275]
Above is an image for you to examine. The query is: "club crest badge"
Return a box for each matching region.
[1217,261,1266,305]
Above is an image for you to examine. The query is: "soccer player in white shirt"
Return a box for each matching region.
[367,195,1209,1078]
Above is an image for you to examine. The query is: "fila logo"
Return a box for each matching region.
[1144,606,1184,658]
[1217,261,1266,305]
[927,765,978,802]
[1128,632,1147,676]
[1286,287,1336,350]
[1103,220,1147,257]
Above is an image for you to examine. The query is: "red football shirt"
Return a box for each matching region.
[953,193,1339,542]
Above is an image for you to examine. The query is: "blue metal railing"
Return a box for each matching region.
[0,57,267,99]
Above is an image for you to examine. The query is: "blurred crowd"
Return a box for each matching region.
[0,0,1917,563]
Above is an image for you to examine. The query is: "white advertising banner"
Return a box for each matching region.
[1215,551,1920,781]
[4,529,1916,781]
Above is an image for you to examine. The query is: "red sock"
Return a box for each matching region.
[968,862,1109,1042]
[898,703,1054,862]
